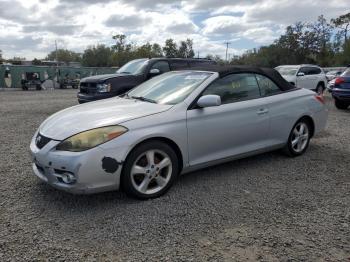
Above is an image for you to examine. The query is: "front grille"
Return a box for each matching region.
[80,82,97,94]
[36,133,51,149]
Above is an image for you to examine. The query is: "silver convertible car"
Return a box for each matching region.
[30,66,328,199]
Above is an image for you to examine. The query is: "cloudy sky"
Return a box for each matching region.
[0,0,348,60]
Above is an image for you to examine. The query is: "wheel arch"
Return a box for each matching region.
[297,115,315,138]
[123,136,184,173]
[317,81,325,88]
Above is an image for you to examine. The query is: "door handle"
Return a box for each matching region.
[257,108,269,115]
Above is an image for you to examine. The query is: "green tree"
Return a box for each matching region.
[135,43,153,58]
[332,13,350,42]
[151,43,163,57]
[46,49,81,63]
[163,39,178,58]
[309,15,334,66]
[32,58,43,65]
[111,34,134,66]
[82,45,114,67]
[0,50,2,62]
[177,39,195,58]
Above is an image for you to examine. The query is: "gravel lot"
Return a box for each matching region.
[0,89,349,261]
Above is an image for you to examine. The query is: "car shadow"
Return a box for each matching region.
[27,141,349,216]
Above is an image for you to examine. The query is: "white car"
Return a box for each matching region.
[275,65,327,94]
[30,66,328,199]
[325,70,343,81]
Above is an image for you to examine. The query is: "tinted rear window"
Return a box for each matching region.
[169,60,189,70]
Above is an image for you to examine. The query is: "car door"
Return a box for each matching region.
[296,67,311,89]
[255,74,293,145]
[308,67,321,89]
[297,67,316,90]
[186,73,270,166]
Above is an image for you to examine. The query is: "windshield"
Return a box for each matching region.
[276,67,299,76]
[341,68,350,77]
[117,59,148,75]
[127,71,212,105]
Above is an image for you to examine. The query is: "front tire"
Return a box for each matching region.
[334,99,349,110]
[121,141,179,199]
[284,119,311,157]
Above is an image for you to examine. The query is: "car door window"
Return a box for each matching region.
[307,67,315,75]
[255,74,281,96]
[151,61,170,73]
[309,67,321,75]
[202,73,261,104]
[299,67,309,75]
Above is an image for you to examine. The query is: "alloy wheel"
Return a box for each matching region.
[291,122,309,153]
[130,149,172,195]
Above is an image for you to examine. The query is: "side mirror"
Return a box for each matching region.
[197,95,221,108]
[149,68,161,75]
[297,72,305,77]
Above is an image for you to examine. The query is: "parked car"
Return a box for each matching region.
[77,58,216,103]
[275,65,327,94]
[325,70,343,81]
[21,72,42,90]
[59,73,80,89]
[328,67,350,109]
[31,66,328,199]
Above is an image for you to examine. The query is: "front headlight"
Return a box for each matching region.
[56,125,128,152]
[96,83,111,93]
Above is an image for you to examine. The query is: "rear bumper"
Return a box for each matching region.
[332,88,350,102]
[77,92,116,103]
[312,107,328,136]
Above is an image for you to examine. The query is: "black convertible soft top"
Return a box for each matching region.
[184,65,297,91]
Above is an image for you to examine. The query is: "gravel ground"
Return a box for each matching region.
[0,89,349,261]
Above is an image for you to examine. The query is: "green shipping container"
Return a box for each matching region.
[0,65,117,88]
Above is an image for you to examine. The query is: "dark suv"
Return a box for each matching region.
[77,58,216,103]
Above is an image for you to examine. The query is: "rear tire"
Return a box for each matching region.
[335,99,349,110]
[121,141,179,199]
[283,119,311,157]
[315,84,324,95]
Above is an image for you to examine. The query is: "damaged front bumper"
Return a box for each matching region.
[30,132,128,194]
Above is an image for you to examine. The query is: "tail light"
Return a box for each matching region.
[314,94,325,104]
[335,77,345,85]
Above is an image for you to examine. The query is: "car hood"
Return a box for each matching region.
[80,73,131,83]
[39,98,172,140]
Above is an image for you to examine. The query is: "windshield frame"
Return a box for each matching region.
[117,59,149,75]
[126,71,214,105]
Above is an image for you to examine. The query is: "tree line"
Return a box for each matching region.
[42,36,195,67]
[230,13,350,67]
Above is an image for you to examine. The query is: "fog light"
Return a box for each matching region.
[61,173,76,184]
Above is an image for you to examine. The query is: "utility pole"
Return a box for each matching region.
[197,51,200,59]
[224,42,231,63]
[55,40,58,89]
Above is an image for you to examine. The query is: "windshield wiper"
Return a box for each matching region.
[118,71,131,74]
[131,96,157,104]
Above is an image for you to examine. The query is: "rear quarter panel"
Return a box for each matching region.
[264,89,327,145]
